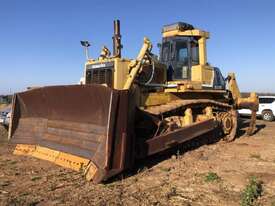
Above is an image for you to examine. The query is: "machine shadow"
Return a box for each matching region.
[235,118,266,138]
[106,129,221,183]
[106,118,265,184]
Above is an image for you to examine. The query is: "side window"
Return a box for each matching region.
[176,42,188,63]
[259,98,266,104]
[190,40,199,65]
[259,98,275,104]
[213,68,225,89]
[161,42,170,62]
[267,98,275,103]
[178,48,188,61]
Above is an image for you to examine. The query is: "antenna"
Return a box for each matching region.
[80,40,91,60]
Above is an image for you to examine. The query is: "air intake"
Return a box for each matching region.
[162,22,194,33]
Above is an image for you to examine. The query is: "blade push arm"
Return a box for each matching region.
[123,37,152,90]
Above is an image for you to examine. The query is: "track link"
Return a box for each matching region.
[142,99,232,116]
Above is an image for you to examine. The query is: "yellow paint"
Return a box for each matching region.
[162,29,209,38]
[227,73,241,100]
[13,144,91,171]
[198,37,207,65]
[141,92,171,107]
[13,144,36,155]
[227,73,259,111]
[182,108,193,126]
[85,57,131,90]
[191,65,214,86]
[84,162,98,181]
[113,58,130,89]
[205,107,213,118]
[123,37,152,90]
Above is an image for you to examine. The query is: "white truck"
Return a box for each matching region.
[0,107,11,126]
[238,96,275,121]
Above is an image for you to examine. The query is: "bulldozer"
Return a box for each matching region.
[8,20,258,183]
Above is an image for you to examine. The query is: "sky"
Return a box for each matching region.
[0,0,275,94]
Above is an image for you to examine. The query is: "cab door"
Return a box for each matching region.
[160,37,192,81]
[173,40,191,80]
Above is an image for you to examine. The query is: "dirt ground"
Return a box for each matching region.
[1,119,275,206]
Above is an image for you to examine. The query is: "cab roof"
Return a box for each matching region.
[162,22,209,39]
[162,22,194,33]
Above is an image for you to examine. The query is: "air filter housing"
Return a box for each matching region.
[162,22,194,33]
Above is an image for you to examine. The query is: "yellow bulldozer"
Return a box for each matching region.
[8,20,258,183]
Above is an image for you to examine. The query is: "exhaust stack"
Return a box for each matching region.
[112,20,122,57]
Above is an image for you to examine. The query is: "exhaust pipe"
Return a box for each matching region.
[112,19,123,57]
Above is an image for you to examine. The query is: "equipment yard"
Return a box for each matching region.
[1,1,274,205]
[1,119,275,206]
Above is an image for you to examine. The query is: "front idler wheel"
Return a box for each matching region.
[219,110,238,142]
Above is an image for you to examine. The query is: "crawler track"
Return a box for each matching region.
[142,99,232,116]
[138,99,238,145]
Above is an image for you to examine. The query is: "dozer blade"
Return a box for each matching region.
[9,85,135,183]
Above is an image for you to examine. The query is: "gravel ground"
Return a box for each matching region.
[0,119,275,206]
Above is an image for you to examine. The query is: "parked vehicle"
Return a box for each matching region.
[0,108,11,126]
[239,96,275,121]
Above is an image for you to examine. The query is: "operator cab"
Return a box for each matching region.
[160,36,200,81]
[159,22,200,81]
[159,22,225,90]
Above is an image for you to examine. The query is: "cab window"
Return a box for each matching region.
[176,42,188,63]
[161,42,170,62]
[190,40,199,65]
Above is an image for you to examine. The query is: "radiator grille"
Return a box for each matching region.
[86,62,113,87]
[90,69,112,86]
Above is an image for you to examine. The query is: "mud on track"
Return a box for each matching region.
[1,119,275,206]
